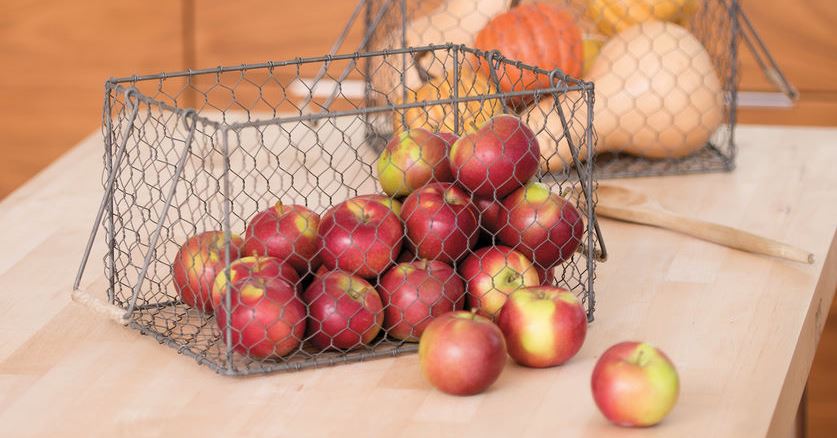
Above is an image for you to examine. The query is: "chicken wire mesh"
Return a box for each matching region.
[73,44,605,376]
[348,0,796,178]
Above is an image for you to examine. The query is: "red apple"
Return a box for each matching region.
[497,286,587,368]
[419,310,507,396]
[214,273,306,359]
[319,197,404,279]
[210,256,300,310]
[303,270,384,350]
[592,342,680,427]
[460,245,540,319]
[377,128,453,197]
[378,260,466,341]
[448,114,539,198]
[354,193,403,216]
[497,182,584,268]
[474,196,504,234]
[401,182,479,263]
[243,202,321,275]
[173,231,244,313]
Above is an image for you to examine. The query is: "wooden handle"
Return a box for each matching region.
[71,288,130,325]
[597,205,815,264]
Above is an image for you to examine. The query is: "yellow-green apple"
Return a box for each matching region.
[497,182,584,268]
[419,310,507,396]
[173,231,244,313]
[319,197,404,278]
[243,202,321,275]
[448,114,540,198]
[214,273,306,359]
[354,193,403,216]
[303,270,384,350]
[591,342,680,427]
[401,182,479,263]
[377,128,453,197]
[460,245,540,319]
[496,286,587,368]
[378,260,466,341]
[210,256,300,310]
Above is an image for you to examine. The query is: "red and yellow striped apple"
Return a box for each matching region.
[319,197,404,278]
[210,256,300,310]
[173,231,244,313]
[449,114,540,198]
[591,341,680,427]
[401,182,479,263]
[460,245,540,319]
[498,182,584,268]
[377,128,453,197]
[214,273,306,359]
[303,270,384,350]
[378,260,466,341]
[419,310,507,396]
[497,286,587,368]
[243,202,321,275]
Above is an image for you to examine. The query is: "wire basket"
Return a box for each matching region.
[339,0,797,178]
[73,44,605,376]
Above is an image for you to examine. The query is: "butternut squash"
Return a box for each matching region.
[524,21,723,172]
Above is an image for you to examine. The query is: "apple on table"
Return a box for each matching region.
[592,341,680,427]
[497,286,587,368]
[419,310,507,396]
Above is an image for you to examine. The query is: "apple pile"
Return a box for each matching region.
[169,112,586,359]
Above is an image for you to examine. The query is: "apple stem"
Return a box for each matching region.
[253,253,262,272]
[468,119,479,132]
[469,308,479,319]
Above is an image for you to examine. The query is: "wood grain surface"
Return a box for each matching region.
[0,125,835,437]
[1,1,837,435]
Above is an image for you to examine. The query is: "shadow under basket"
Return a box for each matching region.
[72,44,605,376]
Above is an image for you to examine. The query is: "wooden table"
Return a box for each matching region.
[0,125,835,437]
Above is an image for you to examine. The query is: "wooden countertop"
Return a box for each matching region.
[0,125,835,437]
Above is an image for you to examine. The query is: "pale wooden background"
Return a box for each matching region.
[1,0,835,435]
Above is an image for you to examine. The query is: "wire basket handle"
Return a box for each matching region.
[735,1,798,101]
[72,91,199,323]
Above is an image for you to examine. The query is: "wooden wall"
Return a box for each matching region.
[1,1,835,435]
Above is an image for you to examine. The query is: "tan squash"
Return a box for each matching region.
[524,21,723,172]
[392,67,502,136]
[370,0,511,98]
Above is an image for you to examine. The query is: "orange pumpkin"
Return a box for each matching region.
[474,3,583,95]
